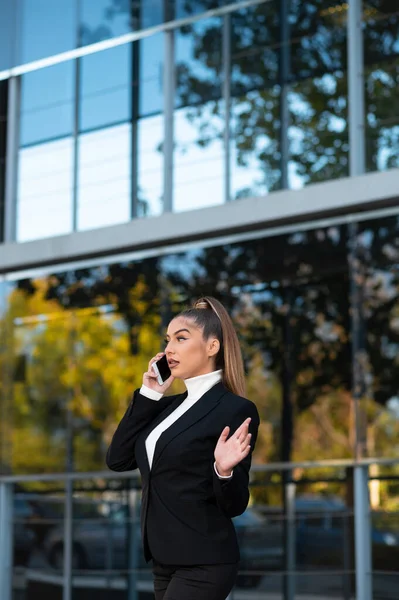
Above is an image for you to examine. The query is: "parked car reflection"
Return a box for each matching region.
[14,497,37,565]
[42,504,282,588]
[295,495,399,571]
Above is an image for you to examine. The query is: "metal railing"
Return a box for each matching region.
[2,457,397,600]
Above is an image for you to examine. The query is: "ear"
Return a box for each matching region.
[207,337,220,357]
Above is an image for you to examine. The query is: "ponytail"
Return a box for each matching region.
[178,296,246,397]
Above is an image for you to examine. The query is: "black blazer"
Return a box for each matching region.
[106,381,260,565]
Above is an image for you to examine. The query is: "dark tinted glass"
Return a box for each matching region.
[356,215,399,458]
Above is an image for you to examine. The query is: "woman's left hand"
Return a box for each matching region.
[214,418,252,476]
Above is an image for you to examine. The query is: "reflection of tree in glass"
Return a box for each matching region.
[79,0,399,185]
[162,221,399,469]
[1,266,162,475]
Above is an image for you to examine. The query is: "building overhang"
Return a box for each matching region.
[1,168,399,275]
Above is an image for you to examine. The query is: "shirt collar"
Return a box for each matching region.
[183,369,223,400]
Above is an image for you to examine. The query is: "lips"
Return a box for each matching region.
[168,360,179,368]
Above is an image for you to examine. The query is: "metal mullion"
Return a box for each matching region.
[131,40,140,219]
[4,76,20,242]
[63,478,73,600]
[347,0,366,176]
[163,29,175,213]
[279,0,290,190]
[72,57,80,233]
[223,14,231,203]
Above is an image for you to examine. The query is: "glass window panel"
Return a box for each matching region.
[0,2,15,70]
[2,260,162,475]
[369,465,399,597]
[137,115,163,217]
[174,101,225,212]
[79,0,135,47]
[141,0,164,28]
[364,3,399,173]
[357,215,399,460]
[20,62,74,147]
[139,33,164,118]
[68,483,145,577]
[230,1,281,198]
[17,138,73,242]
[174,17,224,211]
[0,278,11,471]
[0,81,6,242]
[288,0,349,187]
[288,71,348,189]
[7,308,71,474]
[231,87,281,199]
[12,488,65,587]
[79,44,131,132]
[231,1,279,96]
[161,222,352,462]
[79,0,165,45]
[175,17,223,109]
[78,124,131,231]
[18,0,76,64]
[175,1,232,20]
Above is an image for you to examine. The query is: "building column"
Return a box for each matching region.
[4,76,20,242]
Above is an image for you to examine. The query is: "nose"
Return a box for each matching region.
[165,342,177,359]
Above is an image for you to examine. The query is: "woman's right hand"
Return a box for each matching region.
[143,353,175,395]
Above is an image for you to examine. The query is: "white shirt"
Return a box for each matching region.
[139,369,233,479]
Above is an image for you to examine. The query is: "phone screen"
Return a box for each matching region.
[155,354,171,383]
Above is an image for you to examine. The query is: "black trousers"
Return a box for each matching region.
[152,559,239,600]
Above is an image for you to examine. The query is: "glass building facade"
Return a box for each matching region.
[0,1,399,599]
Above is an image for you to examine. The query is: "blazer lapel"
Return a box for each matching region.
[151,381,228,470]
[135,392,187,477]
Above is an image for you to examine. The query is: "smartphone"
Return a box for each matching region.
[152,354,172,385]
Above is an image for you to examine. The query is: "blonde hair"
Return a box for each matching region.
[178,296,246,397]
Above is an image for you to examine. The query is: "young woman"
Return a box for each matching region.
[106,296,260,600]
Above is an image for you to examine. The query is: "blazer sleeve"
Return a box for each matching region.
[106,389,177,472]
[212,400,260,518]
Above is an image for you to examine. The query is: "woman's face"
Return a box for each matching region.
[164,316,219,380]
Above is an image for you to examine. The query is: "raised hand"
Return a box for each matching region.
[214,418,252,476]
[143,353,174,394]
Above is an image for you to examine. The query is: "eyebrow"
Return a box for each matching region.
[165,328,191,338]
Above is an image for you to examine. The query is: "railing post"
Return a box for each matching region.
[63,478,73,600]
[283,478,296,600]
[354,464,372,600]
[0,482,13,600]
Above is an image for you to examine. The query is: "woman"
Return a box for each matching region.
[106,296,260,600]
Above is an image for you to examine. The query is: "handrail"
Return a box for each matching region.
[1,456,398,483]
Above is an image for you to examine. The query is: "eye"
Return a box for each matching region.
[177,336,187,342]
[163,338,169,346]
